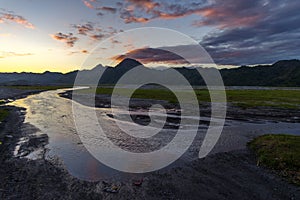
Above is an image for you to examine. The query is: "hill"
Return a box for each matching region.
[0,59,299,87]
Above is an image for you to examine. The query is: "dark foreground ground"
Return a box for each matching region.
[0,89,299,199]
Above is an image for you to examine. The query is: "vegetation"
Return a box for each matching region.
[248,134,300,185]
[76,87,300,109]
[226,89,300,109]
[0,109,9,122]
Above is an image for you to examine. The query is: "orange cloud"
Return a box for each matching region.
[123,16,149,23]
[0,13,35,29]
[127,0,160,13]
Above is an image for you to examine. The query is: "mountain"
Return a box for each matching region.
[0,71,65,86]
[0,59,300,87]
[98,58,144,84]
[221,60,300,86]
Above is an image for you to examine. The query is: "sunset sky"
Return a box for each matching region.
[0,0,299,73]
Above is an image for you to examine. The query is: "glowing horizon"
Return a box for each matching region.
[0,0,299,73]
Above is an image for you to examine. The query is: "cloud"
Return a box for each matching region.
[72,23,94,35]
[51,32,78,47]
[97,6,117,14]
[122,15,149,23]
[110,38,121,44]
[90,34,105,40]
[0,51,33,59]
[126,0,160,13]
[192,0,266,29]
[199,0,300,65]
[111,47,189,65]
[119,0,209,23]
[117,0,268,27]
[0,12,35,29]
[82,0,95,9]
[68,50,89,55]
[82,0,210,23]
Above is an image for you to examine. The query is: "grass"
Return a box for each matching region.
[76,87,300,109]
[2,85,72,90]
[248,134,300,185]
[226,90,300,109]
[0,109,9,122]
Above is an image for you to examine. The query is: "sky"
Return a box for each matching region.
[0,0,299,73]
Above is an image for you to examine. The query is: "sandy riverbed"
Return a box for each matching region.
[0,88,299,199]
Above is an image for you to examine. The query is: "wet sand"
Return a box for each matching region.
[0,89,299,199]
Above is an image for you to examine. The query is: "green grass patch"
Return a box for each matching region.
[77,87,300,109]
[248,134,300,185]
[0,109,9,122]
[226,90,300,109]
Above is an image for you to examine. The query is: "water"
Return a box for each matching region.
[8,88,300,181]
[9,89,121,181]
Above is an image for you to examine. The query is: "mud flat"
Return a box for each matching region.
[0,89,299,199]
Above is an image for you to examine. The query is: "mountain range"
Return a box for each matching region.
[0,59,299,87]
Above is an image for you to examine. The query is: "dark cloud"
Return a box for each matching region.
[96,6,117,14]
[68,22,123,42]
[72,23,94,35]
[82,0,210,23]
[111,47,189,64]
[112,44,213,65]
[119,1,209,23]
[51,32,78,47]
[80,0,300,65]
[200,0,300,65]
[90,34,105,40]
[110,38,121,44]
[0,11,35,29]
[192,0,265,28]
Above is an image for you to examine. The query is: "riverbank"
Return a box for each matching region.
[1,107,298,199]
[60,88,300,123]
[1,88,299,199]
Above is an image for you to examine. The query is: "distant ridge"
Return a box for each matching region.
[0,59,299,87]
[221,59,300,86]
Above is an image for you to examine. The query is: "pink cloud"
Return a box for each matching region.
[0,13,35,29]
[82,0,95,9]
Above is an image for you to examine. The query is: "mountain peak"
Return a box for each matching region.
[115,58,143,69]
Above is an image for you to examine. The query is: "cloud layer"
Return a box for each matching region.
[112,47,189,64]
[199,0,300,65]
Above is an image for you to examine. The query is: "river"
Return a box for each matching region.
[8,88,300,181]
